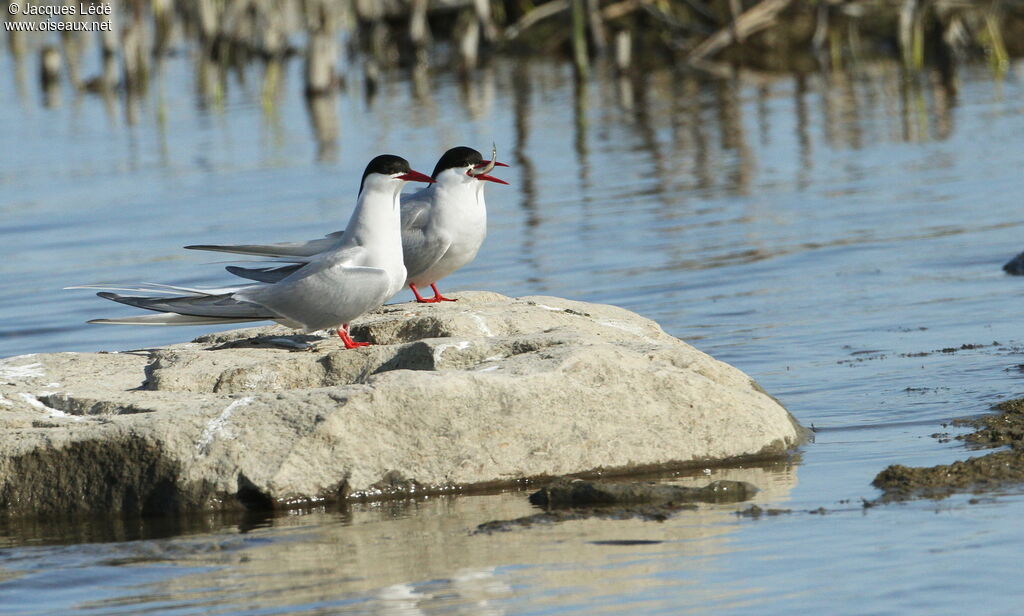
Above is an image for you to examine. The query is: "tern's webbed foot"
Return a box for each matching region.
[336,327,371,350]
[428,283,457,302]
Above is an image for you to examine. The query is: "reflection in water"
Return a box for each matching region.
[715,76,752,195]
[679,76,711,193]
[0,464,797,614]
[931,70,956,140]
[794,73,811,191]
[457,65,496,122]
[573,76,587,174]
[60,21,86,90]
[189,468,797,614]
[306,91,339,162]
[2,1,967,181]
[755,83,770,148]
[628,71,666,200]
[615,71,633,112]
[38,46,60,108]
[511,61,542,288]
[195,54,225,111]
[410,59,433,109]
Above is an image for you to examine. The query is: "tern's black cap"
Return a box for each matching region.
[431,146,484,179]
[359,154,412,194]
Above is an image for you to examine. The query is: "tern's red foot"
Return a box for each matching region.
[410,283,440,304]
[337,327,370,349]
[429,283,457,302]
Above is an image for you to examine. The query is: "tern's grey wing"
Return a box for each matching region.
[226,263,304,283]
[224,244,368,284]
[97,292,274,319]
[399,195,450,281]
[185,233,344,258]
[400,193,431,234]
[89,313,264,326]
[401,228,451,282]
[68,282,251,295]
[236,264,391,332]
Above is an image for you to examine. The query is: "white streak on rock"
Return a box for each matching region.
[0,362,45,380]
[241,367,277,391]
[18,393,81,421]
[469,314,494,337]
[596,319,658,344]
[433,341,471,362]
[535,303,563,311]
[476,365,500,373]
[196,397,253,455]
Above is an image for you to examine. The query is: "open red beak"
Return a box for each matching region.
[474,173,509,185]
[397,170,435,183]
[471,160,509,184]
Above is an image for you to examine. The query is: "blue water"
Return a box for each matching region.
[2,31,1024,615]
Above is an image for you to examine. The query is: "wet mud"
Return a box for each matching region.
[837,341,1010,364]
[873,398,1024,502]
[475,478,756,533]
[735,505,793,518]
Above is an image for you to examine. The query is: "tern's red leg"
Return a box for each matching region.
[410,283,430,303]
[410,283,440,303]
[336,324,370,349]
[429,283,457,302]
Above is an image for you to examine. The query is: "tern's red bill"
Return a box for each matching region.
[474,173,509,185]
[398,170,436,183]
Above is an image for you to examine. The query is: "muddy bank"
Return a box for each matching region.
[873,398,1024,501]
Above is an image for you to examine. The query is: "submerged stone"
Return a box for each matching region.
[528,477,758,508]
[475,477,757,533]
[1004,251,1024,275]
[0,292,804,517]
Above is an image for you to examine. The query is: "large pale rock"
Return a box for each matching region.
[0,292,804,516]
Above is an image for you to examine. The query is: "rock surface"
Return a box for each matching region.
[0,292,804,517]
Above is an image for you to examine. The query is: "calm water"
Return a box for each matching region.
[2,36,1024,614]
